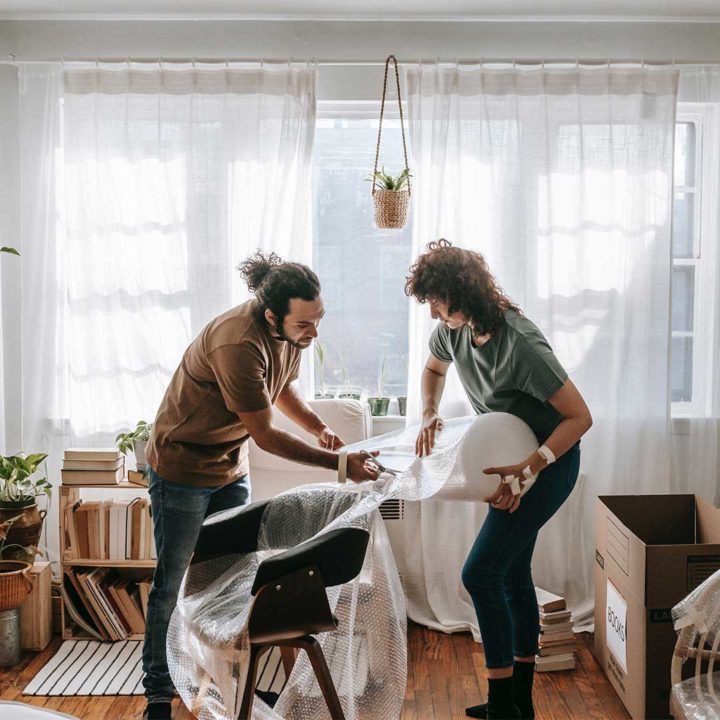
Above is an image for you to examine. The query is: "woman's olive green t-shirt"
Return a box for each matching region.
[429,311,568,443]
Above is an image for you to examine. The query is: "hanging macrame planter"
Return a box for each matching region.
[371,55,411,230]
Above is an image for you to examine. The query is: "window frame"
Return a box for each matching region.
[672,104,720,418]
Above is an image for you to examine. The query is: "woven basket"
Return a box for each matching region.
[373,190,410,229]
[0,560,33,611]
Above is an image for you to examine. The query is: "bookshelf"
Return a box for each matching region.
[59,480,155,641]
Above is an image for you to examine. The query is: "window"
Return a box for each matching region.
[671,107,719,415]
[312,105,413,404]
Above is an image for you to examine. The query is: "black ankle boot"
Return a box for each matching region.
[465,662,535,719]
[512,661,536,719]
[486,676,521,719]
[143,701,172,720]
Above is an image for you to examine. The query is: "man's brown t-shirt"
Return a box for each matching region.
[146,299,301,487]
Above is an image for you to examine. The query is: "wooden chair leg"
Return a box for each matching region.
[280,645,298,680]
[238,644,266,720]
[296,636,345,720]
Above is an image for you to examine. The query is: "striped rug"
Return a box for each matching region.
[23,640,143,696]
[22,640,288,698]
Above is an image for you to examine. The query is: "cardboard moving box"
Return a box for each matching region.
[594,494,720,720]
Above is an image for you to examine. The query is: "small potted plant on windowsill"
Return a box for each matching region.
[397,351,408,416]
[337,353,362,400]
[314,341,334,400]
[116,420,153,472]
[368,355,390,416]
[0,453,51,564]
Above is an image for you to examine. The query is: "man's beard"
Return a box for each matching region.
[269,322,311,349]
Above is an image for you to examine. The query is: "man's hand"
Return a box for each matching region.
[317,425,344,450]
[347,451,381,482]
[416,413,444,457]
[483,462,528,512]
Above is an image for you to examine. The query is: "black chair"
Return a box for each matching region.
[188,493,370,720]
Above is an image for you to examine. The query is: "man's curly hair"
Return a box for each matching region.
[405,239,521,336]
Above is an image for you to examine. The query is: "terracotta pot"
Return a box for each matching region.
[0,500,46,563]
[0,560,33,611]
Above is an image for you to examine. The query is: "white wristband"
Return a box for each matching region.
[338,451,348,484]
[503,474,522,496]
[537,445,556,465]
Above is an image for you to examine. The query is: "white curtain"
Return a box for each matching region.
[19,61,316,566]
[672,68,720,505]
[403,63,678,634]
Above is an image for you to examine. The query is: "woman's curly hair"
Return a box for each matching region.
[405,239,521,335]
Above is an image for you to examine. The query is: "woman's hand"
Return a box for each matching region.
[416,412,444,457]
[483,462,529,513]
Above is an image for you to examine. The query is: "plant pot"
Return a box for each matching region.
[0,500,46,563]
[0,560,33,611]
[368,397,390,416]
[133,439,148,472]
[373,189,410,229]
[397,396,407,416]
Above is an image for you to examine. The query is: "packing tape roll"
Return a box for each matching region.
[338,450,348,484]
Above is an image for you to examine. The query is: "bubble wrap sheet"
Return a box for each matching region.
[168,412,538,719]
[671,568,720,720]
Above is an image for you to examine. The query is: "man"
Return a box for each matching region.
[142,251,379,720]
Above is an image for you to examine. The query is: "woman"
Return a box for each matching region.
[405,240,592,720]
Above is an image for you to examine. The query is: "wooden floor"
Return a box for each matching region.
[1,623,630,719]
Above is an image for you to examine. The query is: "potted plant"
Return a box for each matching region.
[0,453,51,563]
[314,341,334,399]
[368,355,390,416]
[369,167,412,230]
[397,351,408,416]
[116,420,153,472]
[337,353,362,400]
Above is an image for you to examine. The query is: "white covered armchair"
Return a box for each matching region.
[248,399,372,500]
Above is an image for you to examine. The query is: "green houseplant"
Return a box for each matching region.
[368,167,412,193]
[314,341,334,399]
[367,355,390,417]
[337,353,362,400]
[116,420,153,472]
[0,452,51,563]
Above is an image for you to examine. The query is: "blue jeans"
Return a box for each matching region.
[142,467,251,702]
[461,443,580,669]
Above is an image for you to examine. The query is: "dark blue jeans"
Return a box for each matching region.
[142,467,251,702]
[461,443,580,669]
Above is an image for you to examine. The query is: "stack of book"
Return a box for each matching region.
[535,587,576,672]
[62,569,153,641]
[63,499,157,561]
[62,448,124,485]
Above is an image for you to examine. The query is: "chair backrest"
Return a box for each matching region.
[191,499,270,563]
[251,526,369,595]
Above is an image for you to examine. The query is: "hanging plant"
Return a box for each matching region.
[371,55,411,229]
